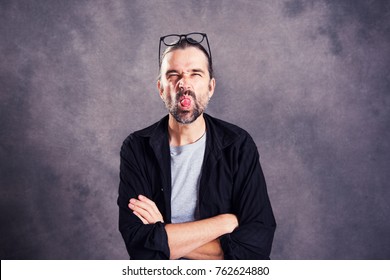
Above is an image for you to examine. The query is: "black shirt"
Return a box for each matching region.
[118,114,276,259]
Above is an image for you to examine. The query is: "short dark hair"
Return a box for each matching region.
[159,39,214,80]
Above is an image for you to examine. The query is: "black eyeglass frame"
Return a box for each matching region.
[158,32,212,68]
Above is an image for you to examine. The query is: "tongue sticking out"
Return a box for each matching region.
[180,98,191,107]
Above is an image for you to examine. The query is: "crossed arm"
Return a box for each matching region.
[129,195,238,260]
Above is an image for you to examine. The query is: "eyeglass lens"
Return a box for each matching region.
[162,33,205,46]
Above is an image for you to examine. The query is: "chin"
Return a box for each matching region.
[171,107,203,125]
[175,113,197,124]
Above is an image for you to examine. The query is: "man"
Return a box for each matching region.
[118,32,276,259]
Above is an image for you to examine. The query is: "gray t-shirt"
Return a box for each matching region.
[170,133,206,224]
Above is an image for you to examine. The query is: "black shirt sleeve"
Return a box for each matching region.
[117,137,170,259]
[220,134,276,259]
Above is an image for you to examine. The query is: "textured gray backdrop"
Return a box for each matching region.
[1,0,389,259]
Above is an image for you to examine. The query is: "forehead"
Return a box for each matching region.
[161,47,209,70]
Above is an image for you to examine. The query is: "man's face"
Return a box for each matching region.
[158,47,215,124]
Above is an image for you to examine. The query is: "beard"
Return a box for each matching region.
[164,89,208,124]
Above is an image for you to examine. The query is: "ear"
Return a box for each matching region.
[157,80,164,99]
[208,78,216,99]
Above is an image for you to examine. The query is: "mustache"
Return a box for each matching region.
[175,89,196,101]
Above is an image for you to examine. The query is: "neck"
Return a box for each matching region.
[168,114,206,147]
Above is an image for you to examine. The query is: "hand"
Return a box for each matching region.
[128,195,164,224]
[218,214,239,233]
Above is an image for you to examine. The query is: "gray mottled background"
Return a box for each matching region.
[1,0,389,259]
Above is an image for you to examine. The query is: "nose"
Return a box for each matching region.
[178,75,191,91]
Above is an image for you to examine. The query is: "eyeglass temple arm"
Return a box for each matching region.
[205,35,212,64]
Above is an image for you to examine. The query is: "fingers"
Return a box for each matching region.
[138,195,161,214]
[128,195,164,224]
[129,200,153,222]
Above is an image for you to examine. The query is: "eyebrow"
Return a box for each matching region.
[165,68,206,76]
[191,68,205,74]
